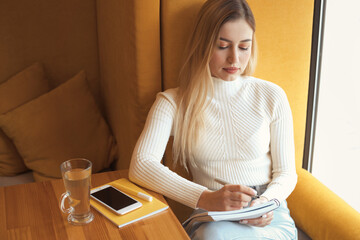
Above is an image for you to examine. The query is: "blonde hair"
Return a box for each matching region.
[173,0,257,170]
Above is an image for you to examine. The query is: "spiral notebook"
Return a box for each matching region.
[183,199,280,232]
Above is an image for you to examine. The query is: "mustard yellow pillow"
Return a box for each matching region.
[0,62,50,176]
[0,70,117,179]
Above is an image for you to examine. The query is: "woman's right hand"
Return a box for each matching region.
[196,184,257,211]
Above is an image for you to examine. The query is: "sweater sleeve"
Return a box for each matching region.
[261,87,298,202]
[129,90,208,208]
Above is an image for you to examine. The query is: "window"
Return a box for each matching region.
[305,0,360,212]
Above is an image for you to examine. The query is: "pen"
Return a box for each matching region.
[214,177,259,199]
[112,182,153,202]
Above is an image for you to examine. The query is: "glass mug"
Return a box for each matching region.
[59,158,94,225]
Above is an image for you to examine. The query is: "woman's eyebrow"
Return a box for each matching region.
[219,37,252,43]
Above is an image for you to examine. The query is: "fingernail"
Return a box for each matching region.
[240,220,248,224]
[262,214,267,218]
[252,189,257,195]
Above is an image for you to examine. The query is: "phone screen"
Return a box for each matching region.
[91,186,138,211]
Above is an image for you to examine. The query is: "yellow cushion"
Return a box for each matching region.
[32,171,58,182]
[288,168,360,239]
[0,70,117,179]
[0,62,50,176]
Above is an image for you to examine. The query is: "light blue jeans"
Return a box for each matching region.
[186,201,297,240]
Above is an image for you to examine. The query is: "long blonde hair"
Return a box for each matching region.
[173,0,257,170]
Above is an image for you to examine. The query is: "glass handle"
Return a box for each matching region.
[60,192,73,214]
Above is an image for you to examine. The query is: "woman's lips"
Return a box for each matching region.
[223,67,239,74]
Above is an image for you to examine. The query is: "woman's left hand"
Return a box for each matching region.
[239,196,274,227]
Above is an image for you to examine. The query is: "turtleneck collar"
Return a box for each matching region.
[212,76,247,100]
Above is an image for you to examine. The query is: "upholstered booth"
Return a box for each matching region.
[1,0,359,239]
[0,0,118,183]
[0,0,162,182]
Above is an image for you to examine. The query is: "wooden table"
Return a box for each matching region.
[0,170,190,240]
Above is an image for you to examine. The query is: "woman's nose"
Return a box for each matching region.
[227,48,240,64]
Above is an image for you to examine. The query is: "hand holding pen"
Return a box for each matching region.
[196,177,258,211]
[214,177,274,227]
[214,178,260,200]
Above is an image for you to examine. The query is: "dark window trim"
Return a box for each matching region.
[303,0,327,172]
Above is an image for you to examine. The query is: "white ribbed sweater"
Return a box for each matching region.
[129,76,297,209]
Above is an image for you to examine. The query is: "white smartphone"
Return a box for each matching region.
[91,185,142,215]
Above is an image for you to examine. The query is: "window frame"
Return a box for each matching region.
[302,0,327,172]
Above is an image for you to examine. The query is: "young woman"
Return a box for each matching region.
[129,0,298,239]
